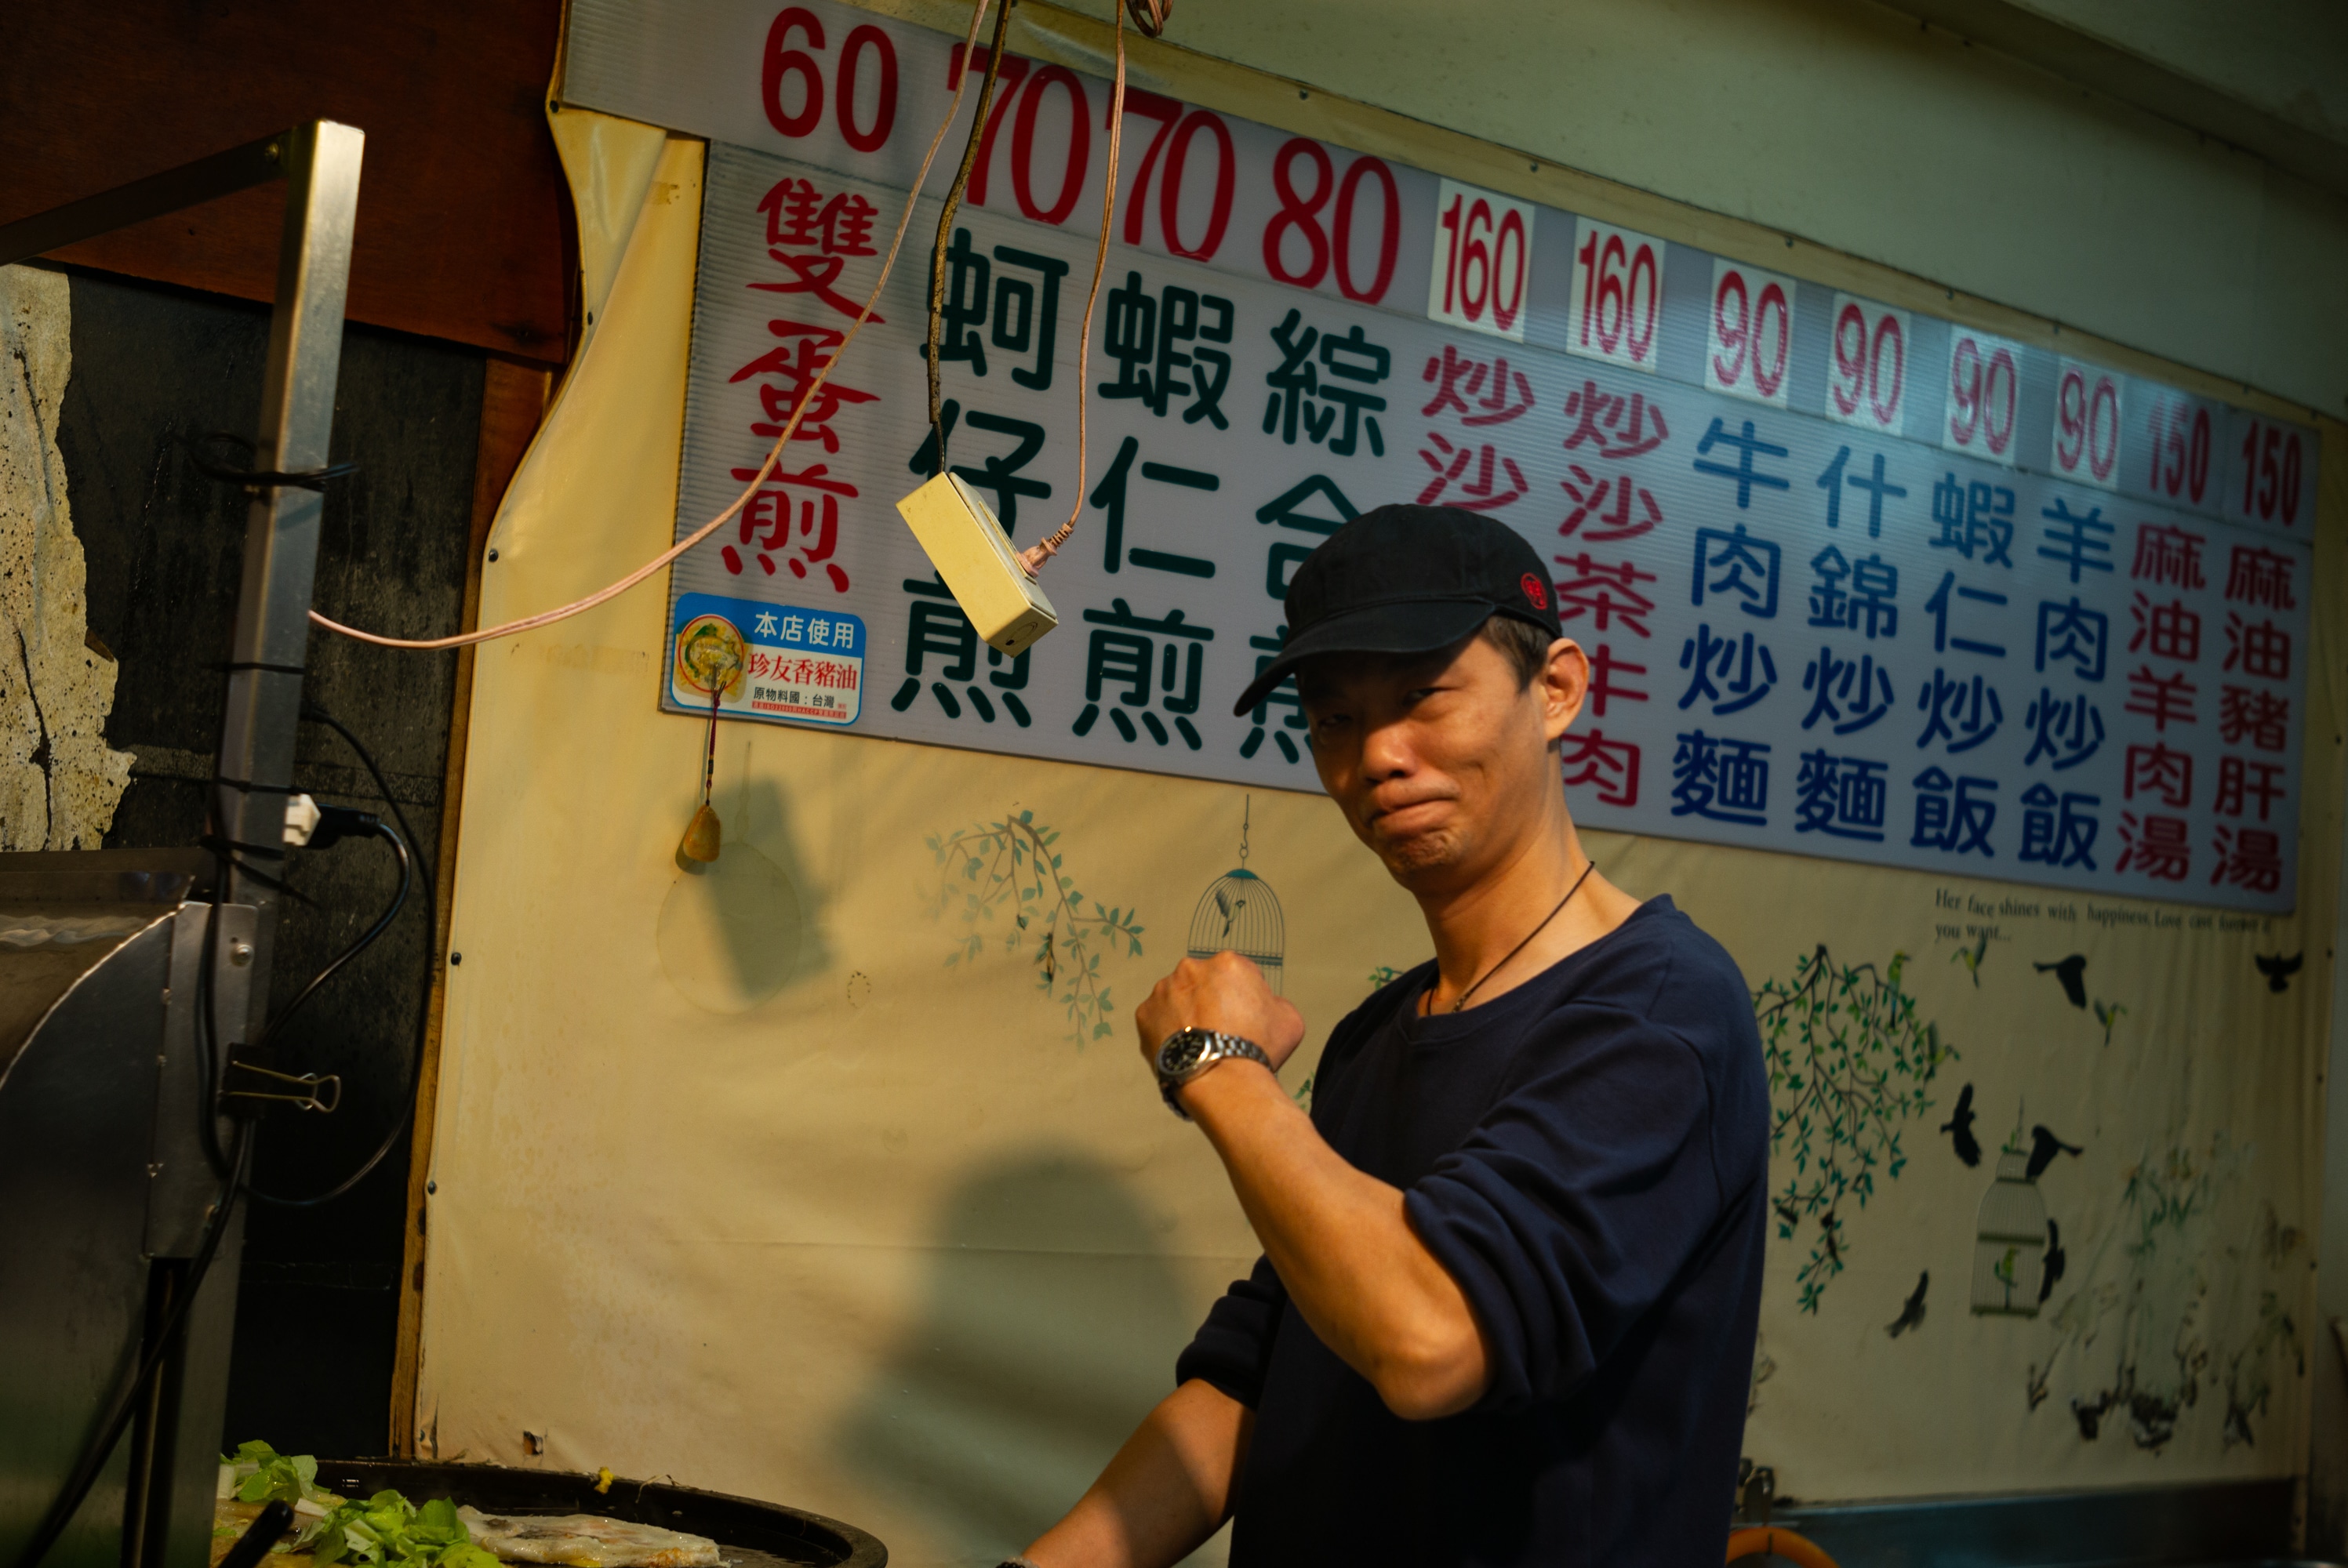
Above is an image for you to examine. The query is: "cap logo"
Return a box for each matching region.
[1520,572,1548,610]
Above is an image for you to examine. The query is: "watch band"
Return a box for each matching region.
[1154,1027,1272,1120]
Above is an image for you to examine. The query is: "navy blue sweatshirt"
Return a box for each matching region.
[1176,896,1769,1566]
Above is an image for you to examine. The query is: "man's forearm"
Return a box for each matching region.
[1023,1379,1253,1568]
[1179,1061,1490,1419]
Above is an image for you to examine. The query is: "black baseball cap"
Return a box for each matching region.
[1233,504,1563,716]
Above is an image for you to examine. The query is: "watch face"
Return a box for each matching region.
[1158,1029,1209,1077]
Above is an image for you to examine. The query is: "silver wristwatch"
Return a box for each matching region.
[1154,1027,1272,1120]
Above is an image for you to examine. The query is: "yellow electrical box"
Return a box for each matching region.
[894,471,1060,657]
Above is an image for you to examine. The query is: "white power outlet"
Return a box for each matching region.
[894,472,1059,657]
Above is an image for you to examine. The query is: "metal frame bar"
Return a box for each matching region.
[0,129,292,268]
[0,121,363,1568]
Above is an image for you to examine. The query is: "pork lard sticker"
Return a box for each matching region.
[671,591,865,726]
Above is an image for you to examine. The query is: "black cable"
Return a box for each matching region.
[4,1127,252,1568]
[183,430,358,492]
[238,704,437,1208]
[253,815,410,1057]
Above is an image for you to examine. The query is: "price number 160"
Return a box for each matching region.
[1568,220,1665,373]
[1427,178,1532,342]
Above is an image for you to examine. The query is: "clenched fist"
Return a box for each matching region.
[1135,950,1307,1073]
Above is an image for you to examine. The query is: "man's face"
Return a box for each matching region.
[1297,629,1587,893]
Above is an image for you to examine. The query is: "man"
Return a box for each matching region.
[1016,506,1768,1567]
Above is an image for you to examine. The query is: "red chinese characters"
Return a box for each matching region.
[731,321,878,454]
[754,176,884,321]
[2127,593,2200,662]
[2122,742,2192,808]
[1553,552,1658,639]
[2115,811,2190,881]
[719,173,888,595]
[2218,687,2289,752]
[2129,523,2205,589]
[2223,545,2296,611]
[1415,348,1536,511]
[2222,612,2290,681]
[725,463,858,590]
[1560,381,1668,457]
[1585,643,1649,717]
[744,651,860,689]
[2123,666,2196,731]
[1560,729,1640,808]
[2208,826,2283,893]
[1556,377,1668,543]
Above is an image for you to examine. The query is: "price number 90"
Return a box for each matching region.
[1705,260,1794,407]
[2052,360,2123,491]
[1943,328,2020,466]
[1826,296,1907,436]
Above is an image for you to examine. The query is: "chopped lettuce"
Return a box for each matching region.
[221,1441,334,1510]
[310,1490,492,1568]
[218,1445,489,1568]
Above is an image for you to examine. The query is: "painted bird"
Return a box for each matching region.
[2038,1219,2066,1305]
[2093,999,2125,1046]
[1939,1083,1981,1167]
[1951,932,1989,986]
[2034,954,2088,1009]
[2256,952,2303,994]
[1886,1270,1928,1338]
[2026,1124,2084,1180]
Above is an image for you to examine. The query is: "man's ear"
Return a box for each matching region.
[1539,637,1588,746]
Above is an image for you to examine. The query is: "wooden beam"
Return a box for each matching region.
[0,2,569,362]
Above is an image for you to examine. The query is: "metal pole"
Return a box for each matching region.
[176,119,363,1568]
[0,118,365,1568]
[210,120,364,971]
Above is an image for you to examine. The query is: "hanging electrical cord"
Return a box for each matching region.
[309,0,1169,648]
[238,704,434,1208]
[191,702,431,1203]
[5,1126,253,1568]
[306,0,1003,655]
[928,0,1017,473]
[1012,0,1129,575]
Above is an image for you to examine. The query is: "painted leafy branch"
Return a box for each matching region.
[925,810,1144,1045]
[1755,945,1953,1313]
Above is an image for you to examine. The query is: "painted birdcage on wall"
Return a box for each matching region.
[1970,1145,2048,1316]
[1187,800,1285,995]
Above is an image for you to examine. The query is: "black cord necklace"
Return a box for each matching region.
[1428,859,1598,1015]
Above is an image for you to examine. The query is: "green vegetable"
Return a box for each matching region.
[221,1443,490,1568]
[310,1488,486,1568]
[224,1442,330,1508]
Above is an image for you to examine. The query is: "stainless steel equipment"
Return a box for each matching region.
[0,121,365,1568]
